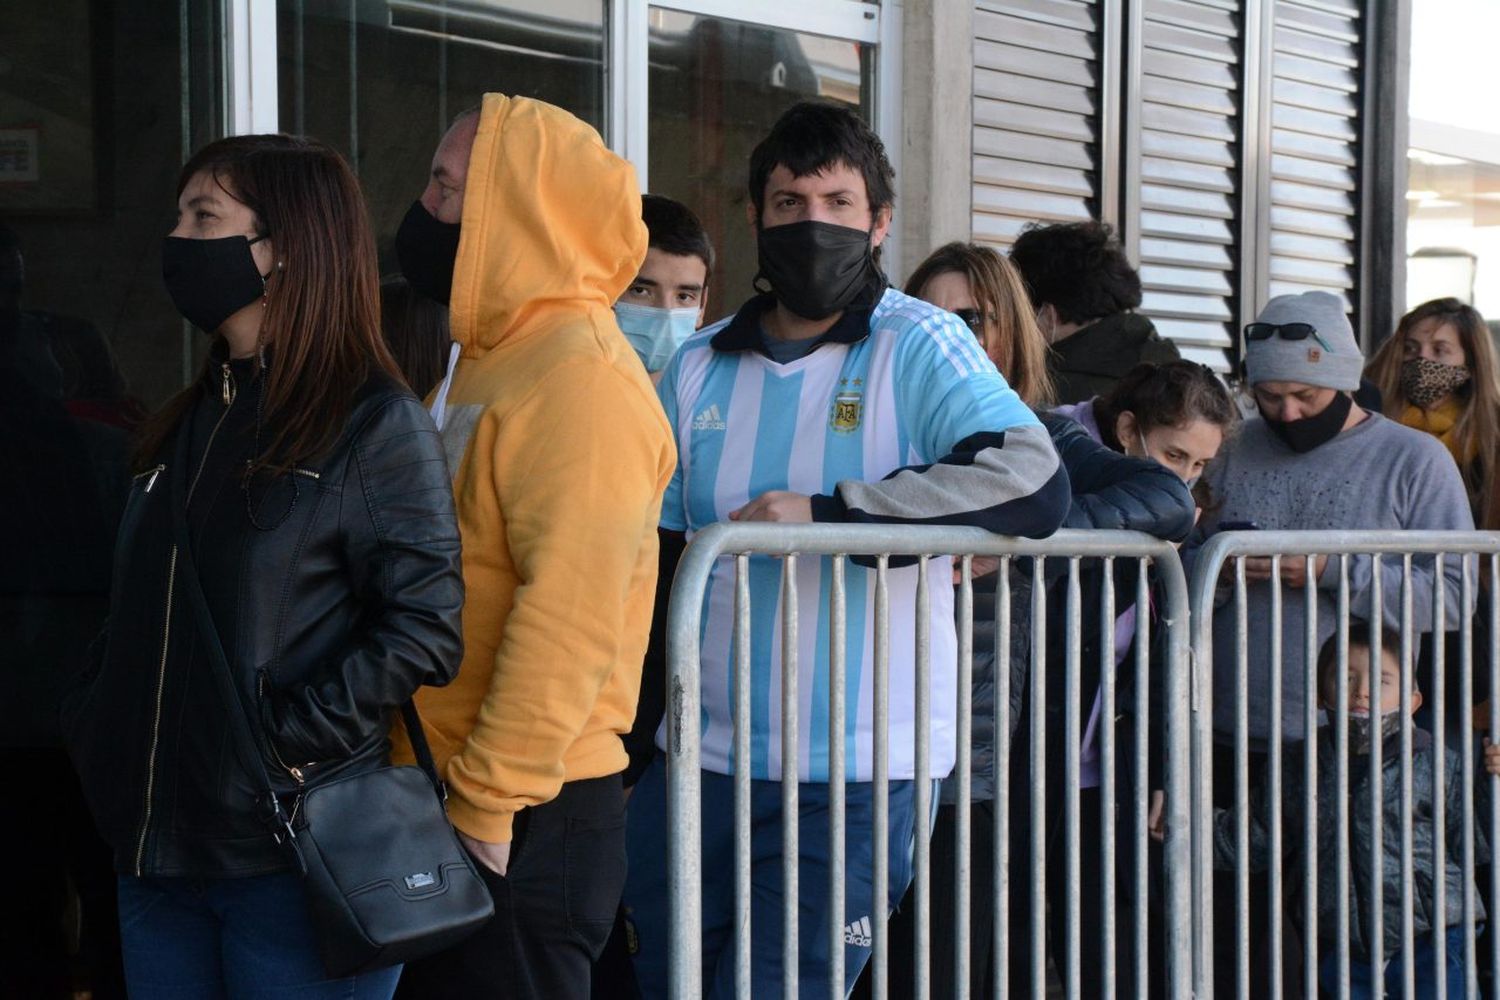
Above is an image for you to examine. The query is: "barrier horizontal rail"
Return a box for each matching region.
[663,523,1195,1000]
[1187,530,1500,1000]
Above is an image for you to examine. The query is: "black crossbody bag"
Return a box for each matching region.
[166,438,493,977]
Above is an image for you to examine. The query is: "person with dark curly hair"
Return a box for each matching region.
[1009,220,1180,404]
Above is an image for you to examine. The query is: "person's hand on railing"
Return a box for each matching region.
[954,556,1003,583]
[729,491,812,523]
[1475,700,1495,738]
[1484,737,1500,778]
[1148,790,1166,843]
[1242,555,1328,589]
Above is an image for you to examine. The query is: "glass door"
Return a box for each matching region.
[644,6,877,319]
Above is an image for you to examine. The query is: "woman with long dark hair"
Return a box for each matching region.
[62,135,464,998]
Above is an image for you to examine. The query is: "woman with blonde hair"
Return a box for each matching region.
[904,240,1055,406]
[1366,296,1500,529]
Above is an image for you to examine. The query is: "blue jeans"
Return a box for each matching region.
[118,871,402,999]
[1320,926,1470,999]
[622,755,925,999]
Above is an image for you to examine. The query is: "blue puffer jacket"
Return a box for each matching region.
[946,413,1194,804]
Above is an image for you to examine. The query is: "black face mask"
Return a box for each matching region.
[161,234,269,334]
[755,220,881,321]
[1262,389,1353,453]
[395,199,461,305]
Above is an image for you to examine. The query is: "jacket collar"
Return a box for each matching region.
[1050,312,1160,375]
[710,275,888,357]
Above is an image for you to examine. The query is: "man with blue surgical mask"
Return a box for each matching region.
[614,194,713,383]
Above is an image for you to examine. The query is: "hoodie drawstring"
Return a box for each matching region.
[429,341,462,431]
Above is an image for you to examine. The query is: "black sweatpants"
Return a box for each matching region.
[396,773,627,1000]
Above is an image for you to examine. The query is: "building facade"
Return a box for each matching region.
[2,0,1410,409]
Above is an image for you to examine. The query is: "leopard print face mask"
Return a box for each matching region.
[1400,356,1471,408]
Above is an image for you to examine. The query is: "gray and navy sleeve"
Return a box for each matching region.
[809,310,1070,538]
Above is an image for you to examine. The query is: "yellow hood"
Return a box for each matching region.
[450,94,647,355]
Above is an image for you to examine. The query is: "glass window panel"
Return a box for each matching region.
[3,0,224,410]
[278,0,605,271]
[646,8,876,322]
[2,2,223,871]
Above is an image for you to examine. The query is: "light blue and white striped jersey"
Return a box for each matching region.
[656,287,1041,781]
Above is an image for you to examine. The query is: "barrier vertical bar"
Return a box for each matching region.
[1369,557,1385,994]
[1190,542,1214,1000]
[829,555,847,1000]
[1234,556,1250,1000]
[955,557,974,997]
[913,557,933,1000]
[1267,557,1284,1000]
[1335,555,1351,1000]
[1162,544,1192,1000]
[872,557,890,1000]
[1490,553,1499,998]
[1100,557,1118,1000]
[1030,557,1048,1000]
[1400,555,1415,1000]
[1430,554,1447,1000]
[994,560,1012,1000]
[1065,558,1083,1000]
[1133,560,1150,1000]
[1461,556,1477,997]
[782,556,800,1000]
[1302,555,1318,1000]
[734,555,753,998]
[666,554,705,1000]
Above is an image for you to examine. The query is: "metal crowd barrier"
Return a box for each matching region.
[663,523,1195,999]
[1187,530,1500,1000]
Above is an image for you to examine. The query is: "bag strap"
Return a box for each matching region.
[164,428,447,826]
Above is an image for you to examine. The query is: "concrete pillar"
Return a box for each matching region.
[897,0,975,283]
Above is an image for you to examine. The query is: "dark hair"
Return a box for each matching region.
[380,275,450,400]
[747,101,895,223]
[1094,361,1240,452]
[641,194,715,280]
[904,242,1055,407]
[1317,622,1405,700]
[136,134,402,472]
[1009,221,1142,325]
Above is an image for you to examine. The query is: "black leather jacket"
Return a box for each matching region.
[64,357,464,878]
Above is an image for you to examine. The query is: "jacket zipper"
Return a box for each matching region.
[133,365,238,875]
[133,464,166,493]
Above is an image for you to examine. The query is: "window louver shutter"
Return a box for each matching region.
[972,0,1102,249]
[1133,0,1243,372]
[1267,1,1362,314]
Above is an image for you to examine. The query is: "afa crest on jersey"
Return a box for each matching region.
[831,390,863,433]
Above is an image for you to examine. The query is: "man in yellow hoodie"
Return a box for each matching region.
[388,96,675,998]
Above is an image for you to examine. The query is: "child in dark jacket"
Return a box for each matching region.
[1213,624,1486,998]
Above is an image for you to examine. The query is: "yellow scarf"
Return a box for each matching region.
[1398,397,1478,468]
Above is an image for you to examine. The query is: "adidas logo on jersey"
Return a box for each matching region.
[690,404,726,431]
[843,915,873,948]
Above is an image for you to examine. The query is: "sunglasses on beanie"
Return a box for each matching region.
[1243,321,1334,353]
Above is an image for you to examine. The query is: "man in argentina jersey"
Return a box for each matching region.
[621,102,1070,998]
